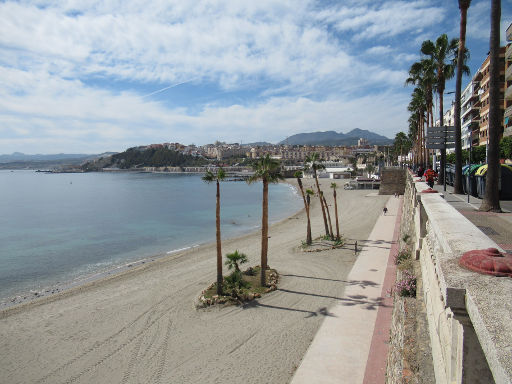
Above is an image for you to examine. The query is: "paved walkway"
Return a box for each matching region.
[291,195,402,384]
[430,183,512,254]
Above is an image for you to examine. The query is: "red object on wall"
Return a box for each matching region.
[421,188,438,193]
[459,248,512,277]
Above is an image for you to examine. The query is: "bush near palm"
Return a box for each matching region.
[248,155,284,286]
[225,250,248,273]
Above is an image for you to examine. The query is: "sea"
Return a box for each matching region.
[0,170,302,302]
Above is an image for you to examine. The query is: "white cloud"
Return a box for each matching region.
[319,1,445,41]
[0,0,473,153]
[365,45,394,56]
[0,67,409,153]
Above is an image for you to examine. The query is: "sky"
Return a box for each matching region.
[1,0,511,154]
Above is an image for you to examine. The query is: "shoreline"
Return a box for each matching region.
[0,179,303,313]
[0,178,389,384]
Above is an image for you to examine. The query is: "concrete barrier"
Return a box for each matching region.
[400,172,511,384]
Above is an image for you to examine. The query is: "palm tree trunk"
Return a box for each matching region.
[454,1,470,194]
[306,194,312,244]
[333,189,340,241]
[314,172,330,237]
[438,85,446,185]
[297,178,312,244]
[216,180,223,295]
[481,0,502,212]
[427,104,432,167]
[322,193,334,239]
[261,177,269,286]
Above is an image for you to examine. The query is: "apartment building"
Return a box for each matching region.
[477,46,506,146]
[461,72,482,149]
[505,23,512,137]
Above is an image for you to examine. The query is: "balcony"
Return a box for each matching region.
[507,64,512,81]
[505,104,512,118]
[506,84,512,99]
[507,43,512,61]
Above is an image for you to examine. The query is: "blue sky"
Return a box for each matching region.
[0,0,511,154]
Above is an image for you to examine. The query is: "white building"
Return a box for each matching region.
[460,75,482,150]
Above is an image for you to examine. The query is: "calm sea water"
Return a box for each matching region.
[0,171,302,300]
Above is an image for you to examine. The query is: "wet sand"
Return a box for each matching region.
[0,179,389,384]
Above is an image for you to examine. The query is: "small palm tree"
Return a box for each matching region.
[248,155,284,286]
[225,250,248,273]
[305,153,329,237]
[330,182,340,241]
[202,167,226,295]
[294,171,312,245]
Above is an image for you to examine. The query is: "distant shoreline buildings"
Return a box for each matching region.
[132,140,389,165]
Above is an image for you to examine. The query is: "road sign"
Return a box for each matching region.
[426,126,457,149]
[427,126,455,133]
[426,133,456,139]
[426,143,456,149]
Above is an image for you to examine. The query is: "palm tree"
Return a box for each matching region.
[481,0,502,212]
[305,153,329,237]
[248,155,284,286]
[294,171,312,245]
[330,183,340,241]
[202,167,226,295]
[393,132,412,166]
[225,250,248,273]
[321,191,334,239]
[408,87,427,167]
[421,34,458,183]
[305,188,314,235]
[454,2,473,193]
[406,59,435,167]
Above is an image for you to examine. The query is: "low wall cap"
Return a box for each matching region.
[421,188,438,193]
[459,248,512,277]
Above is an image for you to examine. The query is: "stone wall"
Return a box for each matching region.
[379,168,407,195]
[395,171,512,384]
[386,285,405,384]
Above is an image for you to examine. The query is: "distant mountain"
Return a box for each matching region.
[242,142,274,146]
[0,152,112,163]
[279,129,392,146]
[0,152,117,170]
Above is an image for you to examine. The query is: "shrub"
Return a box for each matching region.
[395,271,416,297]
[224,270,249,291]
[394,248,411,265]
[225,250,248,272]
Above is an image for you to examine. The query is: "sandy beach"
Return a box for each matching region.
[0,178,389,384]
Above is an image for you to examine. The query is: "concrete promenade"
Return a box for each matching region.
[292,195,402,384]
[430,183,512,254]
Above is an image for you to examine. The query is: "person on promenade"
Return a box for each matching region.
[383,207,388,215]
[425,166,436,189]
